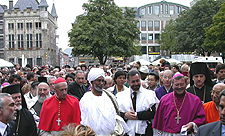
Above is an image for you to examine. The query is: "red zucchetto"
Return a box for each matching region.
[54,77,67,84]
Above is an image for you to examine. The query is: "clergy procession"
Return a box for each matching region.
[0,61,225,136]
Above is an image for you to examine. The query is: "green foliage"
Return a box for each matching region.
[68,0,141,65]
[160,0,225,55]
[204,2,225,52]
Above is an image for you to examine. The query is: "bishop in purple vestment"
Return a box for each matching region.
[153,74,206,135]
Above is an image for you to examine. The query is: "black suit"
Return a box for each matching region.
[68,81,87,101]
[197,121,221,136]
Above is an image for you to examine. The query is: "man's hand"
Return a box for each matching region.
[184,122,193,133]
[125,108,138,120]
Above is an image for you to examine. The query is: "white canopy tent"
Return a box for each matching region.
[129,59,151,66]
[0,59,14,67]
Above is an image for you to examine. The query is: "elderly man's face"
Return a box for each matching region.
[38,83,50,103]
[55,82,67,100]
[211,84,225,105]
[193,74,205,88]
[1,96,18,124]
[163,71,173,87]
[92,76,105,92]
[105,78,113,89]
[11,93,22,110]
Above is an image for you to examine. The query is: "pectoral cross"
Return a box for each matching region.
[56,118,61,126]
[175,112,181,124]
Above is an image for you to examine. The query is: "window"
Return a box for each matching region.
[154,5,159,14]
[17,34,24,48]
[17,23,23,29]
[141,21,146,28]
[0,38,3,48]
[148,21,153,29]
[140,46,147,54]
[141,8,146,15]
[26,23,32,29]
[154,21,160,28]
[177,6,181,14]
[27,58,33,68]
[160,4,163,14]
[137,22,140,28]
[155,33,160,41]
[148,6,153,14]
[9,58,14,64]
[0,24,3,33]
[165,5,169,14]
[18,58,22,67]
[8,23,14,30]
[9,34,15,48]
[0,53,3,59]
[27,34,33,48]
[148,34,153,40]
[36,33,42,48]
[141,33,147,40]
[35,22,41,29]
[37,58,42,66]
[170,5,174,14]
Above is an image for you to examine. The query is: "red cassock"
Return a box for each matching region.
[38,94,81,131]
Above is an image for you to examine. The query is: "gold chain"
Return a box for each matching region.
[55,96,61,119]
[193,85,206,103]
[173,92,187,115]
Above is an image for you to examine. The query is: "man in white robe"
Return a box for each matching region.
[80,68,129,135]
[116,70,159,136]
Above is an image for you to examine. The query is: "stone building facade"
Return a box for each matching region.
[134,0,189,61]
[4,0,58,67]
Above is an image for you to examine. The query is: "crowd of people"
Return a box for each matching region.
[0,59,225,136]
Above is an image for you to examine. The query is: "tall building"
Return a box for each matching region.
[134,0,189,61]
[4,0,58,67]
[0,4,7,59]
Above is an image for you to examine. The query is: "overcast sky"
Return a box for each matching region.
[1,0,193,50]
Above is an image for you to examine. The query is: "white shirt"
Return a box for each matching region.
[116,86,159,135]
[0,122,7,136]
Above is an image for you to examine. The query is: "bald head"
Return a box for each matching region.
[212,83,225,104]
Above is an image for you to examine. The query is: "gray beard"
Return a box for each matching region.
[38,93,51,103]
[94,83,104,92]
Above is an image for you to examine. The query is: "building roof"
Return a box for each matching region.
[14,0,39,11]
[51,3,58,18]
[139,0,189,9]
[38,0,48,8]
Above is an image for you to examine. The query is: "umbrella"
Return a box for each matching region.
[0,59,14,67]
[129,59,151,66]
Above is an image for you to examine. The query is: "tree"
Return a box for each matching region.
[160,0,225,55]
[159,19,177,51]
[68,0,141,65]
[203,2,225,52]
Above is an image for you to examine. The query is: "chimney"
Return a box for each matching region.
[9,0,13,10]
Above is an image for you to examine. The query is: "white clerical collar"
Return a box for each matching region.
[194,84,204,89]
[164,86,171,93]
[0,122,7,136]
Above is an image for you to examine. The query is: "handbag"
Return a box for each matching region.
[104,90,124,136]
